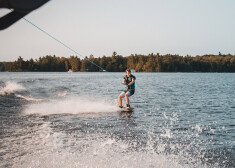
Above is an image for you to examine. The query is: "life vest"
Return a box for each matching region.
[124,74,136,90]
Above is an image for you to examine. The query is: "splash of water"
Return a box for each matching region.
[0,81,26,96]
[56,90,67,97]
[15,94,43,102]
[10,130,193,168]
[24,97,120,115]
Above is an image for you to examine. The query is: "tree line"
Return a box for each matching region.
[0,52,235,72]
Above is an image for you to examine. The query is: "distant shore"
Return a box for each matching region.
[1,52,234,72]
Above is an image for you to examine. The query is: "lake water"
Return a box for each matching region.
[0,72,234,168]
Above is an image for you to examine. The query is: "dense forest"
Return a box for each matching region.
[0,52,235,72]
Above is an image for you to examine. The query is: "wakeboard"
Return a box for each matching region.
[121,107,134,112]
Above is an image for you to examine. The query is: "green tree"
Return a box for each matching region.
[69,56,80,72]
[127,55,136,70]
[0,63,5,71]
[27,58,35,71]
[80,57,88,72]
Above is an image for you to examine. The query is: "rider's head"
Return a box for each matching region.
[126,69,131,77]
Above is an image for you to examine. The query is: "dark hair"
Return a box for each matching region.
[126,69,131,73]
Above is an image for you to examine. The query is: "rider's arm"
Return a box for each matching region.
[128,78,135,86]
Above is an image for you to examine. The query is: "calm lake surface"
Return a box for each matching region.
[0,72,234,168]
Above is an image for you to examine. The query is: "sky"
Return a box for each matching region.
[0,0,235,61]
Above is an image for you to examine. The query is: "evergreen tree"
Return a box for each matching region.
[69,56,80,72]
[80,56,88,72]
[0,63,5,71]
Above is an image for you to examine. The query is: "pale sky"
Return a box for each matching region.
[0,0,235,61]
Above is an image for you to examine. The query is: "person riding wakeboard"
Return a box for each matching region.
[118,69,136,109]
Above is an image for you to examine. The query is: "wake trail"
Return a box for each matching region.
[24,97,119,115]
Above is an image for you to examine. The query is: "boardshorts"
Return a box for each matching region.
[119,90,135,97]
